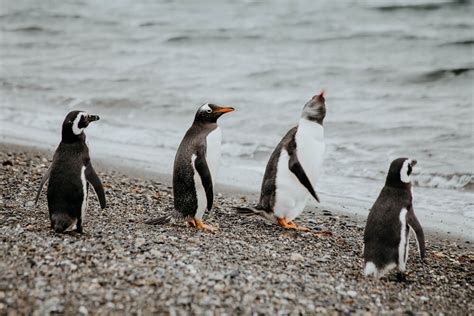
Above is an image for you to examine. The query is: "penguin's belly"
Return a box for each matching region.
[295,129,325,189]
[206,126,222,184]
[273,150,309,221]
[192,155,207,220]
[64,166,88,232]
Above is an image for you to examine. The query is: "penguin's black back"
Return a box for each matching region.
[257,126,298,212]
[173,122,216,218]
[48,140,90,220]
[363,185,412,268]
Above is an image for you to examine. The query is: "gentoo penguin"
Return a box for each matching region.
[35,111,106,234]
[363,158,426,281]
[170,103,234,230]
[236,92,326,230]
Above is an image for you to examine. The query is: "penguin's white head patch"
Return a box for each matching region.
[62,111,101,140]
[386,157,417,187]
[72,112,87,135]
[400,159,417,183]
[200,103,212,114]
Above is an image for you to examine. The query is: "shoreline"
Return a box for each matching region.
[1,145,472,314]
[0,141,471,242]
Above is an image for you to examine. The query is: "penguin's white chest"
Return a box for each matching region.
[294,121,325,187]
[205,127,222,184]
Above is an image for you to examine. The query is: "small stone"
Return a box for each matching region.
[79,306,88,315]
[149,249,160,257]
[290,253,304,261]
[135,238,146,248]
[316,254,331,262]
[25,201,34,207]
[420,296,429,302]
[347,290,357,298]
[2,160,13,166]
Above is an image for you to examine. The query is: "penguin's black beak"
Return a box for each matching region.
[87,114,100,122]
[214,107,234,113]
[410,159,417,167]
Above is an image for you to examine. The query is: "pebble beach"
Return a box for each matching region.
[1,146,473,315]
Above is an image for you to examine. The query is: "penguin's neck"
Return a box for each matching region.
[193,121,218,131]
[297,117,324,140]
[62,130,86,144]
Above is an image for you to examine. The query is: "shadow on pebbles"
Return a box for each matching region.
[1,150,473,315]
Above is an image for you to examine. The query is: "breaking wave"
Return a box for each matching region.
[414,173,473,190]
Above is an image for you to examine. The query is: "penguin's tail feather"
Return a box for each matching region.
[145,215,172,225]
[51,213,74,233]
[234,206,277,223]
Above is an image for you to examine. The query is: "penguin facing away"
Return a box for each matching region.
[170,103,234,231]
[35,111,106,234]
[236,91,326,230]
[363,158,426,281]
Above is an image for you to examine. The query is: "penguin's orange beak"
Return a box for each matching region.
[214,107,235,113]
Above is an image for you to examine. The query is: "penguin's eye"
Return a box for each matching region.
[206,109,212,114]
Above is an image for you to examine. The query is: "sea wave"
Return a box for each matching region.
[370,0,469,12]
[440,39,474,46]
[414,173,473,190]
[412,66,474,82]
[3,26,59,34]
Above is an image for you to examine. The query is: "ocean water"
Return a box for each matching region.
[1,0,473,235]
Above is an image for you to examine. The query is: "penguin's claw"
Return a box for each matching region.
[188,219,197,227]
[194,219,218,231]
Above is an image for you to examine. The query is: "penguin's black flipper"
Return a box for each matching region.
[34,167,51,205]
[407,206,426,260]
[85,163,106,209]
[288,153,320,203]
[194,149,213,211]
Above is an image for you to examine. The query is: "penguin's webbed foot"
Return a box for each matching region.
[277,217,309,231]
[287,220,310,231]
[193,219,218,231]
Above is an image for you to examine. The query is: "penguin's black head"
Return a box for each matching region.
[62,110,100,142]
[302,91,326,125]
[385,157,417,188]
[194,103,234,124]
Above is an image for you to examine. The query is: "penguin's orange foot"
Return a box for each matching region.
[277,217,291,228]
[277,217,309,231]
[188,219,197,227]
[288,221,310,231]
[194,219,218,231]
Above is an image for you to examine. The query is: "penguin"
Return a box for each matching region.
[363,158,426,281]
[34,111,106,234]
[147,103,234,230]
[236,91,326,230]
